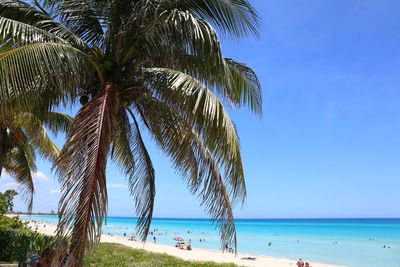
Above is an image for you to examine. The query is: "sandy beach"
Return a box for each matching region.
[25,220,346,267]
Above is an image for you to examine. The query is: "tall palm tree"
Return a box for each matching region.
[0,110,72,211]
[0,1,262,265]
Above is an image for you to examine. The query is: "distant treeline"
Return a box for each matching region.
[11,212,58,216]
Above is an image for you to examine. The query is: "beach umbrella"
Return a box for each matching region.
[174,237,184,241]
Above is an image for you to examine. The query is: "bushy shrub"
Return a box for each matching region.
[0,228,55,265]
[0,190,18,214]
[0,215,27,229]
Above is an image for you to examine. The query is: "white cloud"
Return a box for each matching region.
[5,182,17,188]
[49,189,60,195]
[32,171,52,183]
[0,174,17,191]
[1,171,55,193]
[108,183,128,189]
[0,171,12,180]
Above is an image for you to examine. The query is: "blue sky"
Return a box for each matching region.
[2,0,400,218]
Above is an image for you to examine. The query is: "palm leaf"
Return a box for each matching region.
[0,0,87,48]
[49,0,106,46]
[0,109,64,212]
[135,98,237,250]
[225,59,262,115]
[132,100,200,192]
[125,108,156,242]
[12,112,60,161]
[164,0,260,38]
[144,54,262,115]
[124,8,224,66]
[0,42,89,110]
[55,84,118,266]
[110,107,156,243]
[190,128,237,252]
[4,140,36,212]
[111,110,135,181]
[145,68,246,202]
[0,17,67,45]
[39,111,73,136]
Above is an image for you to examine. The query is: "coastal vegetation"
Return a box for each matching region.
[0,190,17,214]
[1,238,239,267]
[0,0,261,265]
[85,243,238,267]
[0,227,55,265]
[0,192,54,265]
[0,190,26,228]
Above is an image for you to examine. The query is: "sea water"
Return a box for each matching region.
[21,216,400,267]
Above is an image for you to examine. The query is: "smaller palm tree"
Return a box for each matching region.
[0,110,71,211]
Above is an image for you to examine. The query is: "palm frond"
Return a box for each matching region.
[55,84,118,266]
[40,111,73,136]
[31,126,59,161]
[0,17,67,45]
[124,8,224,66]
[110,107,156,243]
[0,0,87,48]
[12,112,60,161]
[225,59,262,115]
[132,101,200,192]
[164,0,260,38]
[145,68,246,202]
[144,54,262,115]
[111,110,135,180]
[0,42,90,110]
[5,141,36,212]
[190,127,237,252]
[125,108,156,242]
[145,68,238,150]
[0,109,66,212]
[52,0,106,46]
[135,97,237,251]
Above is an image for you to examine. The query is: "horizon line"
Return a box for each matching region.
[14,213,400,220]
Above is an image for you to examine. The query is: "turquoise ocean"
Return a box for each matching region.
[21,216,400,267]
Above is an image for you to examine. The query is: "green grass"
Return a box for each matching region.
[84,243,238,267]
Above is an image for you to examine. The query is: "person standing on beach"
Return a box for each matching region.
[153,236,156,243]
[297,258,304,267]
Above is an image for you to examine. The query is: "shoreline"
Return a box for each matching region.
[23,219,346,267]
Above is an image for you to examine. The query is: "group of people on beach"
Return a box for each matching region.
[224,243,235,253]
[175,239,192,250]
[297,258,312,267]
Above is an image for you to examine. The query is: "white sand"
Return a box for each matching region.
[23,221,347,267]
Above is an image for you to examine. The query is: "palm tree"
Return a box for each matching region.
[0,1,262,265]
[0,109,72,211]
